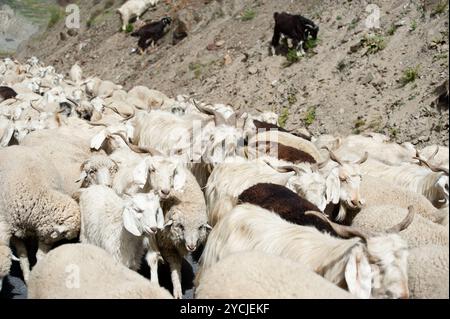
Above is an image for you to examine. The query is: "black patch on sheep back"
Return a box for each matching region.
[238,183,338,236]
[253,119,312,140]
[0,86,17,102]
[252,140,316,164]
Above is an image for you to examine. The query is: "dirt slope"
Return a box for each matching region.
[17,0,449,146]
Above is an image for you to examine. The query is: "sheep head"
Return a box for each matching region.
[322,148,368,216]
[133,156,187,199]
[203,125,244,166]
[163,209,212,253]
[306,206,414,299]
[122,192,163,236]
[282,165,328,212]
[78,155,119,188]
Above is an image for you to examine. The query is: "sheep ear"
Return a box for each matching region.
[163,219,173,228]
[326,168,340,205]
[173,166,187,192]
[123,207,143,236]
[156,207,165,230]
[132,159,149,189]
[76,171,87,184]
[1,126,15,147]
[90,130,107,150]
[345,251,372,299]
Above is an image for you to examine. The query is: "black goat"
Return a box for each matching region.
[271,12,319,56]
[238,183,337,236]
[0,86,17,103]
[131,17,172,54]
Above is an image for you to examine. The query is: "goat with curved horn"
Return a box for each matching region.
[355,152,369,165]
[386,206,415,233]
[193,100,235,127]
[304,211,370,241]
[263,160,307,176]
[111,132,163,156]
[414,151,449,175]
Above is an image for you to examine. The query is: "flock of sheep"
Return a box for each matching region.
[0,54,448,299]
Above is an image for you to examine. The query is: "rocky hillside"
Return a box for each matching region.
[17,0,449,146]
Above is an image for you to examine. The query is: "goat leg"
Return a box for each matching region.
[36,241,51,261]
[11,237,30,284]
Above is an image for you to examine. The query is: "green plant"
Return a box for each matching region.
[386,24,398,36]
[410,20,417,31]
[388,127,398,138]
[348,17,360,30]
[433,53,448,62]
[125,23,134,33]
[287,94,297,105]
[354,118,366,129]
[336,59,347,72]
[282,48,301,67]
[303,107,316,126]
[362,35,386,54]
[305,37,319,50]
[400,66,420,86]
[278,108,289,128]
[0,50,14,58]
[189,62,203,79]
[432,1,448,15]
[336,15,342,21]
[87,8,103,28]
[47,5,64,29]
[241,8,256,21]
[366,116,383,132]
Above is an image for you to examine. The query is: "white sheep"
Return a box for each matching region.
[360,175,444,224]
[79,185,164,284]
[350,205,448,248]
[20,126,100,196]
[28,244,173,299]
[360,158,448,210]
[199,203,413,299]
[84,77,123,98]
[333,134,417,165]
[195,251,354,299]
[205,157,295,226]
[419,145,449,170]
[117,0,160,31]
[156,167,210,298]
[0,146,81,282]
[408,245,448,299]
[69,63,83,84]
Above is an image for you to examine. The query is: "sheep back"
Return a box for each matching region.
[351,205,448,248]
[360,175,442,223]
[28,244,173,299]
[408,245,449,299]
[195,251,353,299]
[0,146,80,242]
